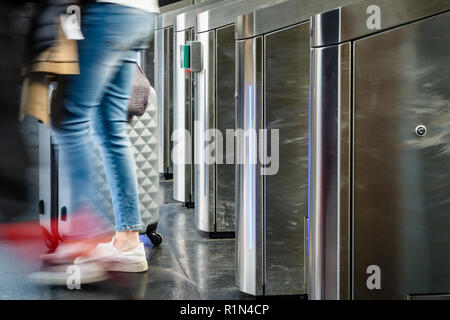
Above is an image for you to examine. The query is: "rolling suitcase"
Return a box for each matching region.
[39,78,161,251]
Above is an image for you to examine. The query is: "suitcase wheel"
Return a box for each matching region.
[147,231,163,246]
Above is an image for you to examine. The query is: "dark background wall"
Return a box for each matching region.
[159,0,185,6]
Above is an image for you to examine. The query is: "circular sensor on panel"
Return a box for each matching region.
[415,125,427,137]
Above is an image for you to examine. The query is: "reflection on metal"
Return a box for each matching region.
[311,0,450,47]
[248,85,254,250]
[235,0,348,296]
[194,0,288,234]
[309,42,352,300]
[155,0,224,177]
[173,27,194,204]
[309,0,450,300]
[236,36,264,295]
[172,0,231,204]
[196,0,287,34]
[155,27,174,175]
[155,5,194,176]
[235,0,359,39]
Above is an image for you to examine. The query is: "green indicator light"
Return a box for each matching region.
[180,45,190,69]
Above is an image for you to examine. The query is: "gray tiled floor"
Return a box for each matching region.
[0,177,252,300]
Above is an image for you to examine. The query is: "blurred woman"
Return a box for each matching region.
[46,0,159,276]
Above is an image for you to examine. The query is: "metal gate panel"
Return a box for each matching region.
[352,12,450,299]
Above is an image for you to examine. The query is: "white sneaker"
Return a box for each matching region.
[40,242,89,265]
[74,239,148,273]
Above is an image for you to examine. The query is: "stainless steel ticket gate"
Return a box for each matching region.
[155,4,198,179]
[235,0,358,296]
[155,1,223,180]
[308,0,450,300]
[194,0,289,235]
[172,0,229,206]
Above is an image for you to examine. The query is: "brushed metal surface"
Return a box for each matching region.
[156,0,224,30]
[174,0,235,32]
[196,0,287,34]
[309,8,450,300]
[308,42,352,300]
[311,0,450,47]
[194,30,216,231]
[215,25,236,233]
[235,37,265,296]
[156,4,195,30]
[195,0,291,234]
[352,12,450,299]
[264,22,309,296]
[338,42,352,301]
[173,1,230,204]
[235,0,358,296]
[156,2,226,177]
[173,29,194,203]
[155,28,174,174]
[236,0,358,40]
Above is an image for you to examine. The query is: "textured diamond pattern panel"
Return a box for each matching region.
[90,101,159,233]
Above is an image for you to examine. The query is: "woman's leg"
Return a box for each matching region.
[52,5,129,239]
[91,53,142,250]
[54,4,155,239]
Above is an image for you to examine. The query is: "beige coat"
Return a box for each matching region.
[19,27,79,126]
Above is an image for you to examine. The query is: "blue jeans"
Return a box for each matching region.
[53,4,156,232]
